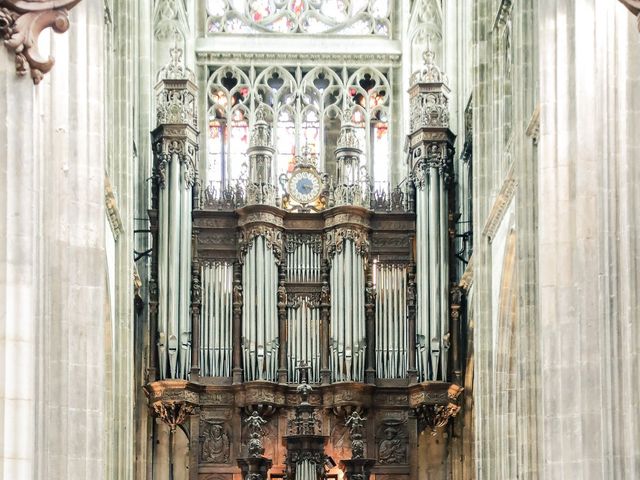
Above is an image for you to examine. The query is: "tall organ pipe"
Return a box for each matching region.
[199,262,233,377]
[330,239,366,382]
[439,175,449,380]
[157,176,169,379]
[242,236,279,381]
[374,264,408,379]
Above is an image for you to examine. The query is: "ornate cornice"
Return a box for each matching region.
[195,50,401,67]
[619,0,640,31]
[0,0,81,83]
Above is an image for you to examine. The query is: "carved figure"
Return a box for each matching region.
[201,422,230,463]
[244,410,268,457]
[233,283,243,305]
[378,427,404,464]
[320,282,330,305]
[245,410,267,434]
[277,284,287,308]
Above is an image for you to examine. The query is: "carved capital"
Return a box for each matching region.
[411,143,454,190]
[0,1,81,84]
[415,403,461,435]
[324,227,369,259]
[239,224,284,265]
[619,0,640,31]
[151,400,196,432]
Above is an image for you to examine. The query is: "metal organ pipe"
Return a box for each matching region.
[179,162,192,379]
[198,262,233,377]
[329,239,366,382]
[157,176,169,379]
[439,175,449,380]
[374,264,408,379]
[242,236,279,382]
[416,185,430,379]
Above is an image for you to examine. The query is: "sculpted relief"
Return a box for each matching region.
[377,423,407,464]
[200,421,231,464]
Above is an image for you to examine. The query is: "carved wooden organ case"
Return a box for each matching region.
[145,49,464,480]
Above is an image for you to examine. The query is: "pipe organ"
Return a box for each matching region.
[409,49,455,382]
[200,261,234,377]
[374,263,409,379]
[328,234,367,383]
[146,48,463,480]
[149,47,198,381]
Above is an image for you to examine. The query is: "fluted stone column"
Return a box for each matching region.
[0,2,107,479]
[538,2,640,478]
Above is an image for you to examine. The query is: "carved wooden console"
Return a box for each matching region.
[145,378,462,479]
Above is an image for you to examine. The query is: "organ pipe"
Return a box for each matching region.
[152,48,198,380]
[408,44,454,382]
[242,236,279,381]
[329,238,366,382]
[374,264,409,379]
[199,262,233,377]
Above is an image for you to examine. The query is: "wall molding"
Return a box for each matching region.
[105,173,124,240]
[482,164,517,242]
[526,105,540,145]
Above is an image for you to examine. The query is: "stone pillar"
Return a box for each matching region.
[538,2,640,478]
[0,2,107,479]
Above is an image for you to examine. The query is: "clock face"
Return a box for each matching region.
[289,170,321,204]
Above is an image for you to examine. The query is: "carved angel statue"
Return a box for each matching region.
[245,410,267,435]
[345,411,366,432]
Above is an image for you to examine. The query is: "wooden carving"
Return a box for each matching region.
[200,421,231,463]
[0,0,82,83]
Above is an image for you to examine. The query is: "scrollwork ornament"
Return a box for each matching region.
[239,225,284,265]
[0,0,82,84]
[325,228,369,259]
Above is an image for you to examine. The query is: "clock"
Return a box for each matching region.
[288,170,322,204]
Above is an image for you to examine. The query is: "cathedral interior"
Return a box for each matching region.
[0,1,639,480]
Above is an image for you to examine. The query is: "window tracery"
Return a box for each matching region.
[206,64,391,185]
[205,0,391,36]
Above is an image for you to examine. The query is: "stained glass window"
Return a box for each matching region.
[205,0,391,37]
[206,64,391,185]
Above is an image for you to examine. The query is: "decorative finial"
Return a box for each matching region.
[422,35,436,66]
[410,34,447,86]
[341,106,354,125]
[157,45,195,82]
[255,106,267,123]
